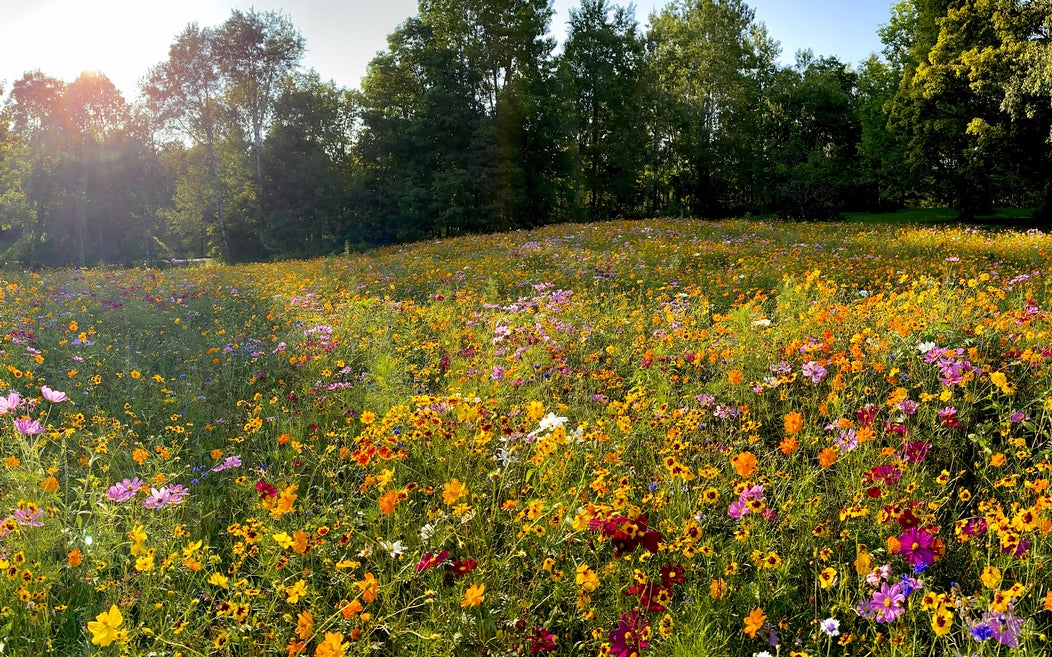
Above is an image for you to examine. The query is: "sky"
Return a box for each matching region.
[0,0,891,102]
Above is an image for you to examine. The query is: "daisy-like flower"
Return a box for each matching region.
[0,391,21,415]
[40,385,68,403]
[820,617,840,637]
[106,477,144,503]
[870,581,906,623]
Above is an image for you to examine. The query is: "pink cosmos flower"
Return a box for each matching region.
[0,391,21,415]
[13,417,44,435]
[40,385,68,403]
[106,477,144,503]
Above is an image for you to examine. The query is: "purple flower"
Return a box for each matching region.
[801,361,828,384]
[869,582,906,623]
[13,506,44,527]
[106,477,144,503]
[142,485,189,509]
[211,455,243,472]
[13,417,44,435]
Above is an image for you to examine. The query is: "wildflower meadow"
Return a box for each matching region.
[1,218,1051,656]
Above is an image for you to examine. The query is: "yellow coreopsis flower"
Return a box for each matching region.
[443,478,468,506]
[87,604,126,647]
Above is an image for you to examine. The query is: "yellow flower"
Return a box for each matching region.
[443,478,468,506]
[273,532,294,548]
[207,572,229,589]
[818,567,837,589]
[286,578,308,604]
[461,583,485,607]
[980,566,1001,589]
[87,604,125,647]
[575,565,600,592]
[931,607,954,637]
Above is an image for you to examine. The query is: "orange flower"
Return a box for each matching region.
[339,598,364,619]
[778,436,798,455]
[990,452,1007,468]
[727,370,744,385]
[731,452,758,479]
[783,411,803,435]
[461,583,485,607]
[314,631,347,657]
[1044,589,1052,612]
[41,476,59,493]
[355,572,378,603]
[709,578,727,599]
[818,447,837,468]
[743,607,766,638]
[292,530,309,555]
[443,478,468,506]
[67,548,83,567]
[378,489,399,515]
[295,610,313,640]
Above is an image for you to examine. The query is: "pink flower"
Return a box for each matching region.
[0,391,21,415]
[14,417,44,435]
[106,477,144,503]
[40,385,68,403]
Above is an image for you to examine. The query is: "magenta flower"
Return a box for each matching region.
[801,361,828,384]
[211,455,242,472]
[13,417,44,435]
[414,550,450,573]
[529,627,557,653]
[870,582,906,623]
[142,485,189,509]
[40,385,68,403]
[609,609,650,657]
[897,526,936,567]
[14,506,44,527]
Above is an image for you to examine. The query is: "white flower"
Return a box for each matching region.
[820,617,840,637]
[528,412,568,437]
[917,341,936,354]
[419,523,435,543]
[751,318,771,327]
[379,539,405,558]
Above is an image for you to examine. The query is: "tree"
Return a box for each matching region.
[767,54,863,219]
[216,9,305,245]
[646,0,777,216]
[143,24,233,260]
[561,0,648,220]
[261,72,356,255]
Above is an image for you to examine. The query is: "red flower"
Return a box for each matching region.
[415,550,449,573]
[256,481,277,499]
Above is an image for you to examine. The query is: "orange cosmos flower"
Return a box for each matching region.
[818,447,837,468]
[314,632,347,657]
[731,452,758,478]
[378,489,399,514]
[461,583,485,607]
[743,607,766,638]
[783,411,803,435]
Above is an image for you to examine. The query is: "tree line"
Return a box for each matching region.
[1,0,1051,266]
